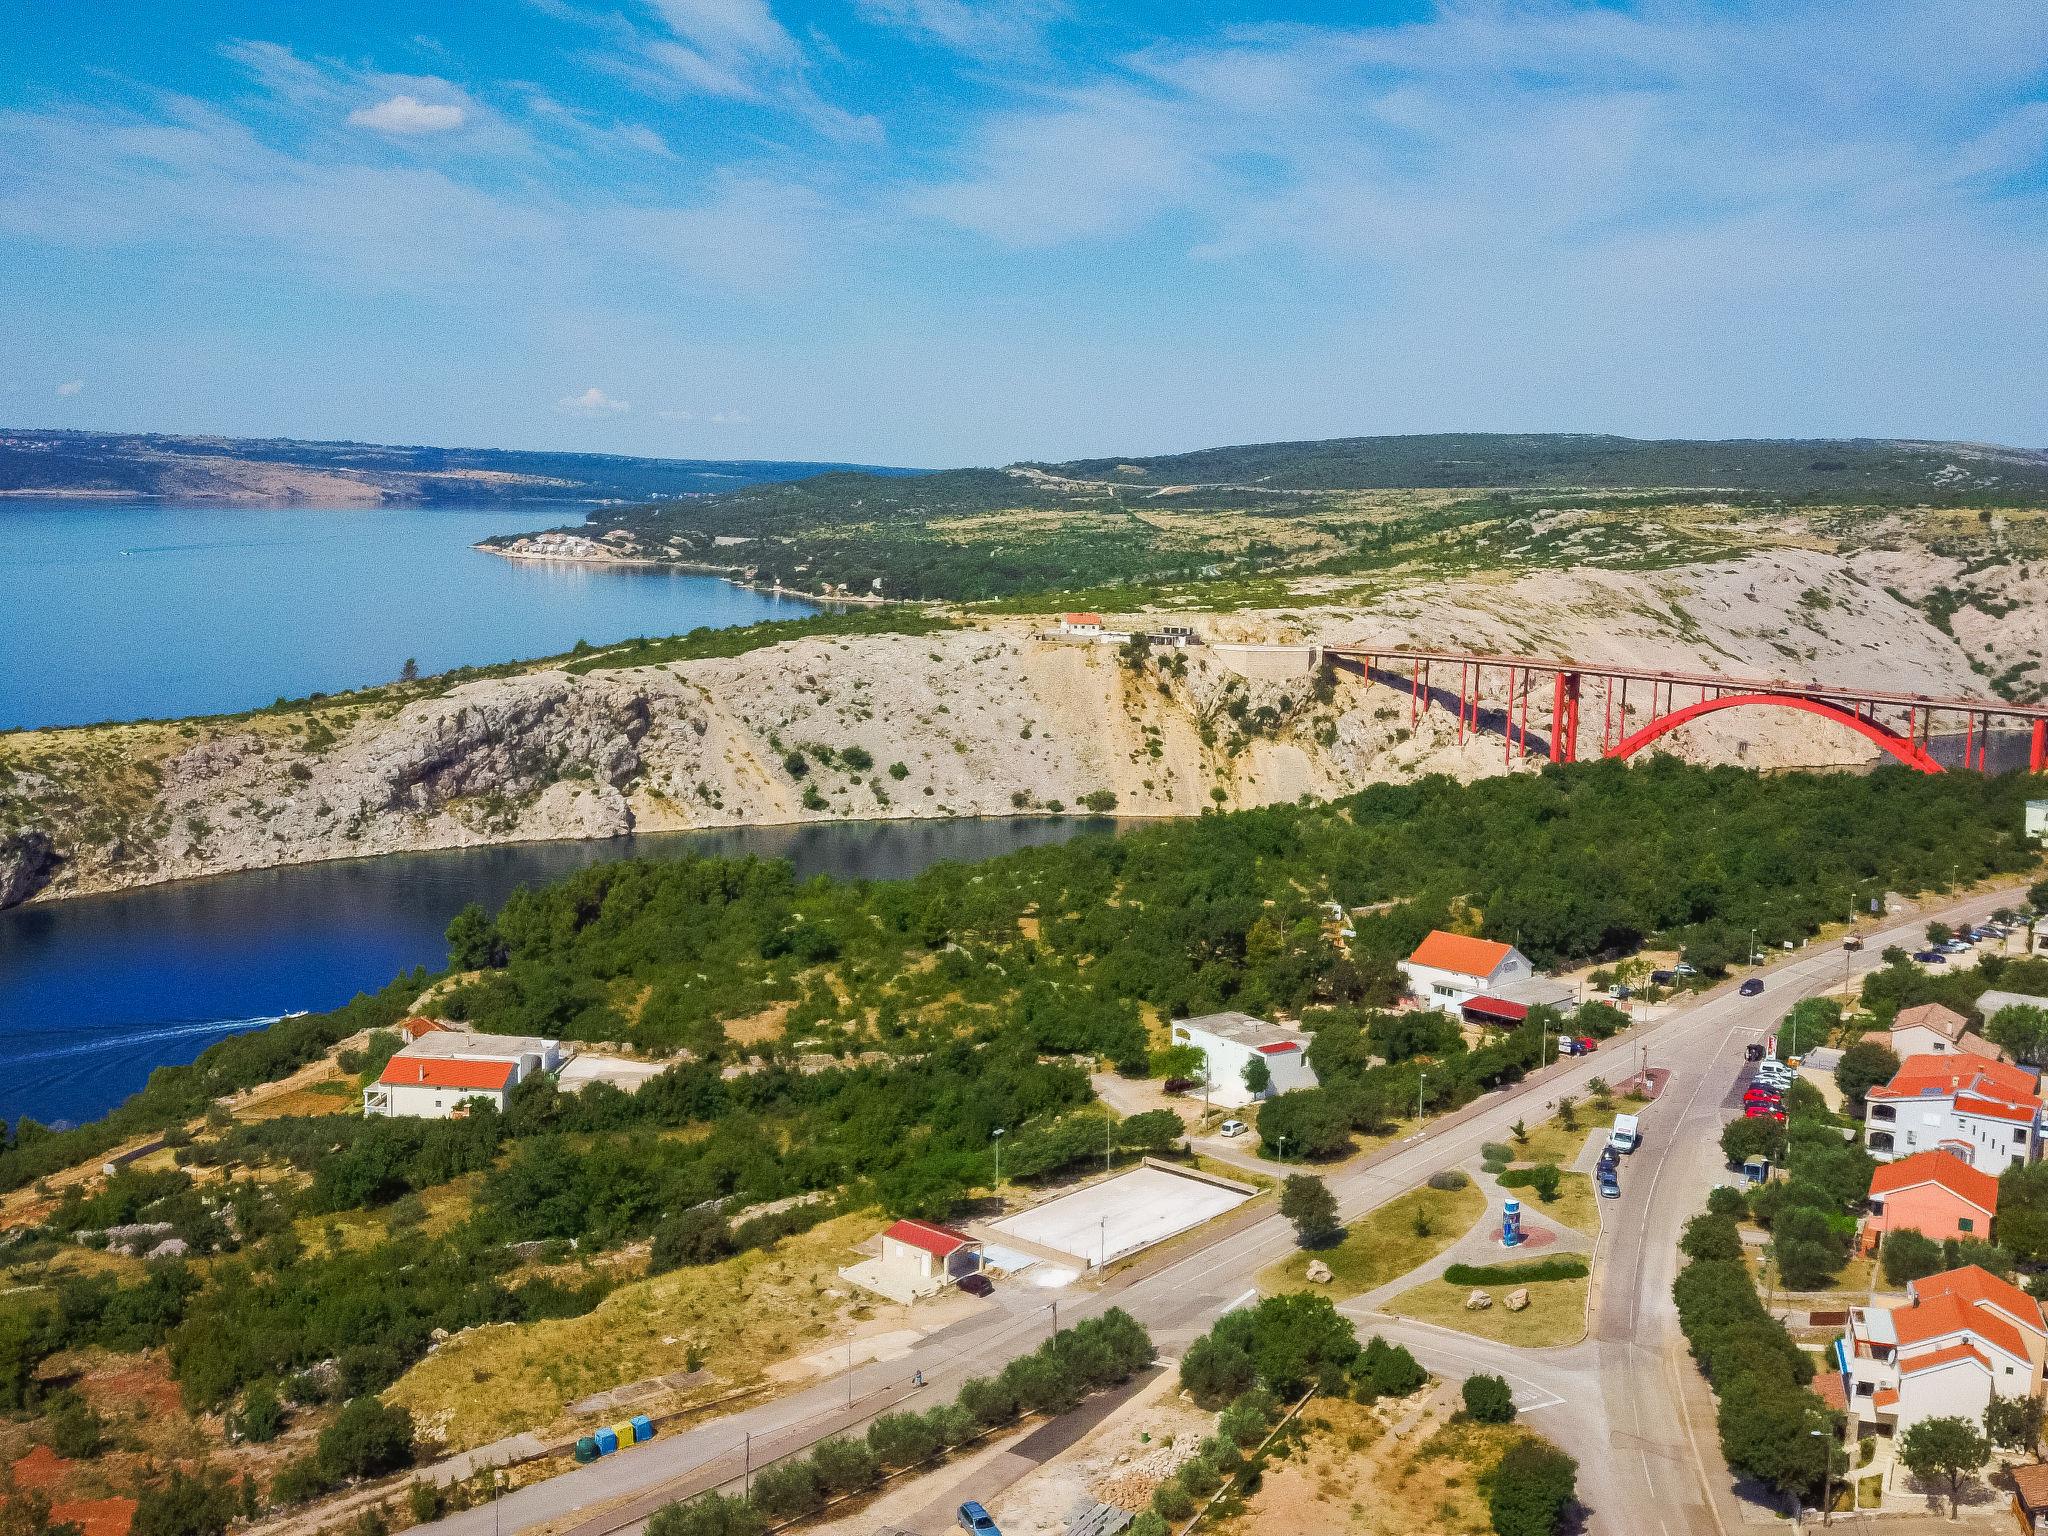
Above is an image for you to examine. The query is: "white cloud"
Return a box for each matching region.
[858,0,1063,60]
[348,94,469,135]
[558,386,631,416]
[709,409,751,424]
[657,408,695,420]
[54,379,83,397]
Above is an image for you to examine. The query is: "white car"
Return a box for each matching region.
[1219,1119,1248,1138]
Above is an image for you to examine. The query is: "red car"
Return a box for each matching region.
[1744,1103,1786,1122]
[1742,1086,1783,1107]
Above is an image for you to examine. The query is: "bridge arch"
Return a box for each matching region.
[1603,692,1943,774]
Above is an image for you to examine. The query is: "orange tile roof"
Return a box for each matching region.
[399,1015,451,1040]
[1893,1003,1971,1042]
[1955,1094,2038,1125]
[1899,1341,1992,1375]
[2012,1463,2048,1510]
[377,1056,516,1092]
[883,1218,977,1258]
[1811,1373,1847,1411]
[1872,1387,1900,1408]
[1893,1290,2031,1364]
[1407,930,1516,979]
[1915,1264,2048,1337]
[1869,1053,2039,1111]
[1062,612,1102,625]
[1869,1150,1998,1214]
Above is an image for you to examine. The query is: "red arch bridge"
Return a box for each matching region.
[1321,647,2048,774]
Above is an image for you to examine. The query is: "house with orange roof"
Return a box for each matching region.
[362,1029,568,1119]
[1400,930,1536,1014]
[1889,1002,2009,1063]
[1839,1264,2048,1444]
[840,1218,984,1304]
[1864,1053,2042,1173]
[1863,1150,1997,1248]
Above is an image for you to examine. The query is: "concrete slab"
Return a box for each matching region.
[989,1166,1250,1266]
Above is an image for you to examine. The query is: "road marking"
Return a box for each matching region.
[1217,1287,1258,1315]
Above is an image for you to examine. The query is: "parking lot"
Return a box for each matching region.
[989,1165,1254,1266]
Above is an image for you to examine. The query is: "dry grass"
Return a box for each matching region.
[1506,1112,1606,1168]
[1259,1183,1485,1300]
[1518,1171,1601,1238]
[292,1175,479,1253]
[385,1211,877,1452]
[1386,1274,1590,1348]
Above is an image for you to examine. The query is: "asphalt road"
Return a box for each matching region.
[414,887,2024,1536]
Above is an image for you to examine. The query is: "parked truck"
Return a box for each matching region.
[1608,1113,1642,1154]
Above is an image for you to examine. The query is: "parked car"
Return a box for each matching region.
[1742,1083,1783,1102]
[1912,950,1948,965]
[1649,969,1676,986]
[1597,1144,1619,1171]
[1597,1167,1621,1199]
[1219,1119,1248,1138]
[1739,977,1765,996]
[1609,984,1632,1000]
[1754,1062,1795,1083]
[1745,1103,1787,1122]
[1745,1041,1766,1062]
[1941,939,1973,954]
[1674,962,1698,977]
[959,1503,1001,1536]
[1841,935,1864,951]
[957,1273,994,1297]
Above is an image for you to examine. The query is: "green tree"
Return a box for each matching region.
[1243,1057,1271,1096]
[0,1488,82,1536]
[1880,1228,1944,1287]
[44,1392,103,1459]
[646,1494,766,1536]
[132,1467,237,1536]
[1256,1089,1353,1160]
[649,1208,735,1273]
[1989,1006,2048,1068]
[1834,1041,1901,1108]
[1680,1213,1743,1263]
[1462,1374,1516,1424]
[1720,1116,1784,1167]
[443,903,502,970]
[1279,1174,1341,1247]
[1896,1414,1990,1517]
[1486,1440,1577,1536]
[231,1381,286,1445]
[317,1396,414,1482]
[1985,1393,2044,1453]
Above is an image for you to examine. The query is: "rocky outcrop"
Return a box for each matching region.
[0,541,2016,906]
[0,829,56,908]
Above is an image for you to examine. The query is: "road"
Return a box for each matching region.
[413,887,2023,1536]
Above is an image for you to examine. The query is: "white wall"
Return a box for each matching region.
[370,1083,510,1120]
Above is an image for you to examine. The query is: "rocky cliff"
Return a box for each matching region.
[0,540,2036,907]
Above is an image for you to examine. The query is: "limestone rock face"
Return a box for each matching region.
[0,829,56,908]
[1465,1289,1493,1311]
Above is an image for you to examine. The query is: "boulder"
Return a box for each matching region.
[1305,1259,1333,1284]
[1505,1288,1530,1312]
[1465,1289,1493,1311]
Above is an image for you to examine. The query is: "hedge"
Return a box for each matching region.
[1442,1256,1589,1286]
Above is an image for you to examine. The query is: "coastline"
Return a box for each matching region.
[475,538,892,604]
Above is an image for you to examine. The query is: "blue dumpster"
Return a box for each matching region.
[595,1426,619,1455]
[631,1415,655,1442]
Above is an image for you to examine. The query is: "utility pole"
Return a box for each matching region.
[1810,1426,1836,1526]
[847,1337,854,1407]
[1098,1215,1107,1271]
[1105,1113,1112,1175]
[992,1127,1003,1191]
[1050,1300,1059,1340]
[1417,1069,1427,1128]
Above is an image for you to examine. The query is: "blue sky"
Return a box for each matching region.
[4,0,2046,467]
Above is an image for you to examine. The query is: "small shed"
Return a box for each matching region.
[2010,1462,2048,1533]
[841,1219,984,1304]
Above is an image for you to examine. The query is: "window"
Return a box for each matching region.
[2017,1129,2030,1144]
[1959,1217,1974,1233]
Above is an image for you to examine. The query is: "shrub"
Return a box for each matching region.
[1486,1440,1577,1536]
[1680,1213,1744,1263]
[747,1460,820,1521]
[1480,1142,1514,1164]
[1427,1169,1469,1191]
[230,1381,285,1445]
[1353,1335,1426,1400]
[1498,1164,1562,1201]
[1150,1482,1194,1521]
[650,1208,736,1273]
[134,1467,238,1536]
[868,1410,943,1469]
[1443,1257,1588,1287]
[267,1456,329,1509]
[1462,1373,1516,1424]
[809,1436,880,1494]
[1880,1228,1944,1286]
[45,1390,104,1458]
[317,1396,414,1483]
[647,1493,764,1536]
[1705,1186,1747,1219]
[956,1374,1020,1430]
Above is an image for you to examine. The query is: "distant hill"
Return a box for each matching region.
[497,431,2048,603]
[1022,432,2048,498]
[0,428,920,506]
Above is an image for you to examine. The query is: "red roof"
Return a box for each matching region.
[1893,1003,1971,1042]
[1463,996,1530,1022]
[1914,1264,2048,1337]
[1871,1053,2039,1103]
[378,1057,516,1092]
[1956,1094,2037,1125]
[1869,1150,1998,1214]
[399,1015,451,1040]
[882,1218,977,1258]
[1899,1341,1992,1376]
[1407,931,1515,979]
[1892,1290,2031,1364]
[1255,1041,1301,1055]
[1062,612,1102,626]
[1810,1373,1847,1411]
[1872,1387,1899,1409]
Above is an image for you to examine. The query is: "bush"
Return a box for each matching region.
[1480,1143,1514,1164]
[1706,1186,1748,1220]
[1487,1440,1577,1536]
[867,1410,943,1469]
[650,1208,736,1273]
[747,1460,821,1521]
[1461,1373,1516,1424]
[809,1436,880,1494]
[957,1374,1020,1430]
[647,1493,764,1536]
[1150,1481,1194,1521]
[1443,1257,1588,1287]
[45,1390,104,1458]
[1680,1213,1744,1263]
[1353,1335,1426,1400]
[134,1467,238,1536]
[1880,1228,1944,1286]
[268,1456,329,1507]
[1428,1169,1470,1191]
[317,1396,415,1483]
[230,1381,285,1445]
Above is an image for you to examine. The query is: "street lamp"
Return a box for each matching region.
[1417,1069,1428,1128]
[992,1127,1004,1190]
[1274,1133,1289,1163]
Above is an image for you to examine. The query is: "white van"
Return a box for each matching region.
[1608,1113,1642,1154]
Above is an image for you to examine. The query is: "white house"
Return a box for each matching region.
[840,1219,983,1304]
[1059,612,1104,636]
[1864,1053,2043,1172]
[1170,1012,1318,1108]
[1840,1266,2047,1443]
[1400,931,1535,1014]
[2026,800,2048,840]
[1889,1003,2008,1063]
[362,1029,567,1119]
